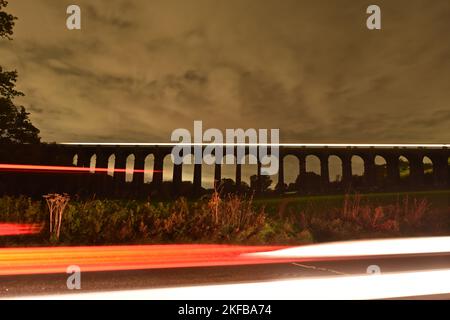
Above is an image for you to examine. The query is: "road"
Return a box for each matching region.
[1,249,449,299]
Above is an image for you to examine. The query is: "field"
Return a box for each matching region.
[257,190,450,215]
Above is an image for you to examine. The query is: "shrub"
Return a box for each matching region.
[305,193,445,241]
[0,192,447,246]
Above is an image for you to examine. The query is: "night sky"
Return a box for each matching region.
[1,0,449,146]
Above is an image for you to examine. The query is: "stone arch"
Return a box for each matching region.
[304,155,322,191]
[125,154,135,182]
[107,154,115,177]
[241,154,258,189]
[399,155,410,180]
[423,156,434,185]
[162,154,174,182]
[221,154,237,182]
[448,156,450,186]
[89,154,97,173]
[201,155,216,189]
[182,154,195,183]
[351,155,365,177]
[305,155,321,175]
[374,155,387,185]
[328,155,343,182]
[144,154,154,183]
[72,154,78,166]
[216,154,238,192]
[283,155,300,186]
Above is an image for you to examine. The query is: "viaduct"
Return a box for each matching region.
[0,143,449,198]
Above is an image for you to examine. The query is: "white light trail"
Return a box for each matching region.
[14,269,450,300]
[246,237,450,259]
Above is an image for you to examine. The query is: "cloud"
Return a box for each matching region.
[0,0,449,143]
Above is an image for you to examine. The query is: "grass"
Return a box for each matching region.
[255,189,450,217]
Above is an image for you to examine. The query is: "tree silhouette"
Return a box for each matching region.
[0,0,15,39]
[250,174,272,192]
[0,1,40,144]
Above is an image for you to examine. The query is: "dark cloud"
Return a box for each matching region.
[0,0,449,143]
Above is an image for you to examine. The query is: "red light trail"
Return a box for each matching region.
[0,245,289,276]
[0,164,160,174]
[0,223,43,236]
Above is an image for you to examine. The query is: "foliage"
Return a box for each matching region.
[0,192,447,246]
[0,1,15,40]
[303,193,446,241]
[0,1,41,144]
[0,96,41,144]
[0,68,23,99]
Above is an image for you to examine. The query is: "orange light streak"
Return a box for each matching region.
[0,164,160,174]
[0,245,288,276]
